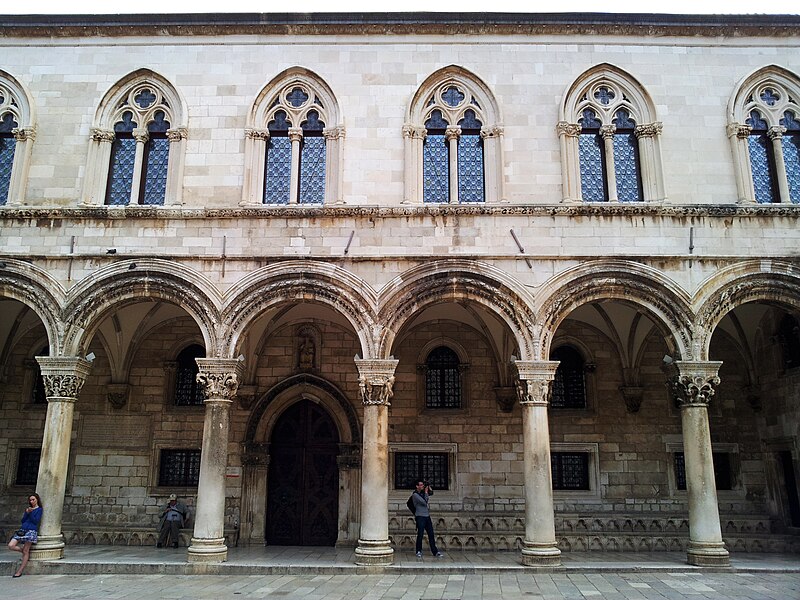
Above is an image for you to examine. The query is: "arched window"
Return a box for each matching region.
[728,66,800,204]
[82,70,187,206]
[778,314,800,371]
[405,66,503,204]
[425,346,462,409]
[0,71,35,206]
[558,64,665,203]
[243,68,343,205]
[174,344,205,406]
[550,345,587,409]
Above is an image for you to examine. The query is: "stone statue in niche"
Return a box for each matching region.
[298,336,315,371]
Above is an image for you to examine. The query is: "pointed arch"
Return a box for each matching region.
[81,68,188,206]
[404,65,504,204]
[727,65,800,204]
[0,69,36,206]
[558,63,665,203]
[242,67,344,205]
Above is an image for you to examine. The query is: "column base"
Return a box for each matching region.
[354,538,394,566]
[187,537,228,563]
[30,534,65,560]
[687,541,730,567]
[520,540,561,567]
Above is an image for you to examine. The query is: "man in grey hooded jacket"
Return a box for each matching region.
[411,480,443,558]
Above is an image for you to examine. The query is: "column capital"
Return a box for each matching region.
[767,125,787,140]
[599,124,617,139]
[288,127,304,143]
[36,356,93,401]
[90,127,115,143]
[132,128,150,143]
[354,358,398,406]
[402,123,426,139]
[480,125,504,139]
[245,127,269,140]
[323,125,346,140]
[634,122,663,139]
[195,358,244,403]
[556,121,581,138]
[513,360,559,406]
[665,360,722,408]
[12,126,36,142]
[166,127,188,142]
[445,126,461,141]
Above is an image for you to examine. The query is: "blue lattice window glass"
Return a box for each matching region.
[299,110,326,204]
[0,112,18,205]
[457,110,484,203]
[264,110,291,204]
[613,109,642,202]
[423,109,449,203]
[578,109,606,202]
[781,111,800,204]
[746,110,778,203]
[106,111,138,205]
[140,111,170,205]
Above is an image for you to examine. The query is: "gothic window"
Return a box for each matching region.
[244,68,343,205]
[406,66,504,203]
[549,345,587,409]
[393,452,449,490]
[778,314,800,370]
[424,346,462,409]
[15,448,41,486]
[0,71,35,206]
[559,64,665,203]
[83,70,187,206]
[728,66,800,204]
[174,344,205,406]
[158,449,201,487]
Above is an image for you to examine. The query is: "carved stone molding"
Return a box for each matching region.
[513,360,559,406]
[619,386,644,413]
[480,125,504,139]
[767,125,787,140]
[288,127,303,143]
[445,126,461,141]
[726,123,752,139]
[37,356,93,400]
[166,127,188,142]
[493,386,517,413]
[599,124,617,139]
[245,128,269,140]
[90,127,115,143]
[132,128,150,144]
[354,358,398,406]
[12,126,36,142]
[236,384,258,410]
[634,122,663,138]
[664,361,722,408]
[195,358,244,402]
[556,121,581,138]
[107,383,130,409]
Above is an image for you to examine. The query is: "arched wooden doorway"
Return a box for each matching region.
[266,399,340,546]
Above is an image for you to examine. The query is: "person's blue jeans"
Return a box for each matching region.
[415,516,439,554]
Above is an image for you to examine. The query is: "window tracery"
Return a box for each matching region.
[243,68,344,205]
[405,67,504,204]
[558,65,664,203]
[82,70,187,206]
[728,66,800,204]
[0,71,35,206]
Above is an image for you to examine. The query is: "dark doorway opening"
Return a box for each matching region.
[778,450,800,528]
[266,399,340,545]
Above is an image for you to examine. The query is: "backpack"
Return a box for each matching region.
[406,494,416,515]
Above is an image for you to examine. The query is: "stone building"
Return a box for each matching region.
[0,12,799,568]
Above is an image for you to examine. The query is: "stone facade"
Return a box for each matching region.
[0,13,799,566]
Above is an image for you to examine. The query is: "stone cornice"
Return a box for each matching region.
[1,203,798,221]
[1,13,799,39]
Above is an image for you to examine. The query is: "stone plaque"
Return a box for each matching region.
[80,414,151,449]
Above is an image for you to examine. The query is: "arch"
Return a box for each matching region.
[0,69,36,205]
[536,261,693,361]
[404,65,505,204]
[695,263,800,359]
[221,261,378,360]
[377,260,535,360]
[62,259,221,356]
[243,67,344,205]
[0,259,66,355]
[558,63,665,203]
[94,68,187,130]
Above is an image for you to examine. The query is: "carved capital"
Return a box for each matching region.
[513,360,559,406]
[288,127,303,143]
[619,386,644,413]
[354,358,398,406]
[323,126,345,140]
[634,122,663,138]
[664,361,722,408]
[166,127,188,142]
[12,126,36,142]
[556,121,581,138]
[107,383,130,409]
[245,128,269,141]
[236,384,258,410]
[726,123,752,139]
[132,128,149,143]
[195,358,244,403]
[767,125,787,140]
[480,125,504,139]
[493,386,517,413]
[36,356,93,401]
[599,125,617,139]
[91,127,115,143]
[402,124,426,140]
[445,126,461,141]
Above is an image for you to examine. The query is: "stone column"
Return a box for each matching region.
[31,356,93,560]
[600,125,618,202]
[514,360,561,567]
[288,127,303,204]
[187,358,243,563]
[768,126,791,203]
[354,358,398,566]
[556,121,582,202]
[165,127,188,205]
[445,126,461,204]
[240,442,269,546]
[129,128,149,205]
[666,360,730,567]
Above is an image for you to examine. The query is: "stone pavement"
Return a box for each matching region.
[2,547,799,598]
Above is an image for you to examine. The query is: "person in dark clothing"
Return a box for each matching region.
[411,480,443,558]
[7,492,43,577]
[157,494,188,548]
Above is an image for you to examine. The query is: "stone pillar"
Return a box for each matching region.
[445,126,461,204]
[165,127,188,205]
[514,360,561,567]
[130,128,149,205]
[353,358,398,566]
[666,360,730,567]
[31,356,93,560]
[768,126,791,204]
[288,127,303,204]
[240,442,269,546]
[600,125,618,202]
[336,443,362,547]
[187,358,243,563]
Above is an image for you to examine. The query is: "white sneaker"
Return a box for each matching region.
[415,551,422,557]
[435,552,444,557]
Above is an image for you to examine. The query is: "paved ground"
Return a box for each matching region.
[4,571,800,599]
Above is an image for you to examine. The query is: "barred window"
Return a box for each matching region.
[424,346,461,409]
[778,314,800,370]
[0,111,17,205]
[550,345,587,409]
[174,344,205,406]
[15,448,41,486]
[674,452,734,491]
[158,449,201,487]
[32,345,49,405]
[394,452,449,490]
[551,452,590,490]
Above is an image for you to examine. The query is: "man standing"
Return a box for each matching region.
[411,480,443,558]
[157,494,188,548]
